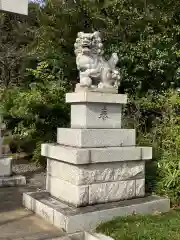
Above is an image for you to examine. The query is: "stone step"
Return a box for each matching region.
[23,191,170,233]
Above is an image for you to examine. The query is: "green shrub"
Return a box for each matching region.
[0,61,70,165]
[124,89,180,204]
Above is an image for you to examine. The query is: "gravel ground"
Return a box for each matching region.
[12,160,46,189]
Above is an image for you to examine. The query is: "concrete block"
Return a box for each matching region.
[42,143,90,164]
[57,128,136,148]
[135,179,145,197]
[23,191,170,233]
[65,196,170,233]
[23,192,32,210]
[70,103,122,129]
[89,180,136,204]
[47,159,145,185]
[46,175,89,207]
[33,197,54,224]
[53,209,67,230]
[0,175,26,187]
[141,147,152,160]
[90,147,152,163]
[66,92,127,104]
[0,157,12,177]
[34,193,68,231]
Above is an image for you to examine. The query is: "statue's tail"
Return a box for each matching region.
[108,53,119,69]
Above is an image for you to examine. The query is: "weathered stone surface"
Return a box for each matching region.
[136,179,145,197]
[57,128,135,147]
[70,103,122,129]
[90,147,152,163]
[66,92,127,104]
[34,199,54,224]
[23,191,170,233]
[46,175,89,207]
[23,192,32,210]
[0,157,12,177]
[42,143,90,164]
[89,180,135,204]
[47,159,145,185]
[53,209,67,230]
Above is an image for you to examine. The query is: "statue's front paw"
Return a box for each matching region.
[80,72,92,87]
[112,70,120,80]
[98,82,104,89]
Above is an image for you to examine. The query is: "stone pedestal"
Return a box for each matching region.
[67,92,127,129]
[0,121,26,187]
[23,92,170,233]
[0,157,26,187]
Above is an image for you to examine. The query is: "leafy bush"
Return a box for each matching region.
[0,61,70,165]
[33,0,180,94]
[124,89,180,204]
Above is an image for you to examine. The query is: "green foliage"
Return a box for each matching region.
[32,0,180,93]
[124,89,180,204]
[0,2,40,87]
[1,60,70,164]
[96,210,180,240]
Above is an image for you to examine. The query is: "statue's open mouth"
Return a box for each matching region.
[82,44,90,48]
[82,40,91,48]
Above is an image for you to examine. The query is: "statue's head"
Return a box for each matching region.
[74,31,104,56]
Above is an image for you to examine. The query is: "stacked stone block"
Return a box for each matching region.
[0,118,26,186]
[41,92,152,207]
[0,120,12,177]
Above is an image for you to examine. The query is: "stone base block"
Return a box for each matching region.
[42,143,152,165]
[70,103,122,129]
[46,175,89,207]
[23,191,170,233]
[0,175,26,187]
[0,157,12,177]
[46,175,145,206]
[57,128,135,148]
[66,92,127,104]
[47,158,145,185]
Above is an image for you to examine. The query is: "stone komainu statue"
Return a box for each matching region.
[74,31,121,92]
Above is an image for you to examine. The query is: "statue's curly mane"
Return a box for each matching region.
[74,31,120,91]
[74,32,104,56]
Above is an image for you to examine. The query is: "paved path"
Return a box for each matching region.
[0,160,66,240]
